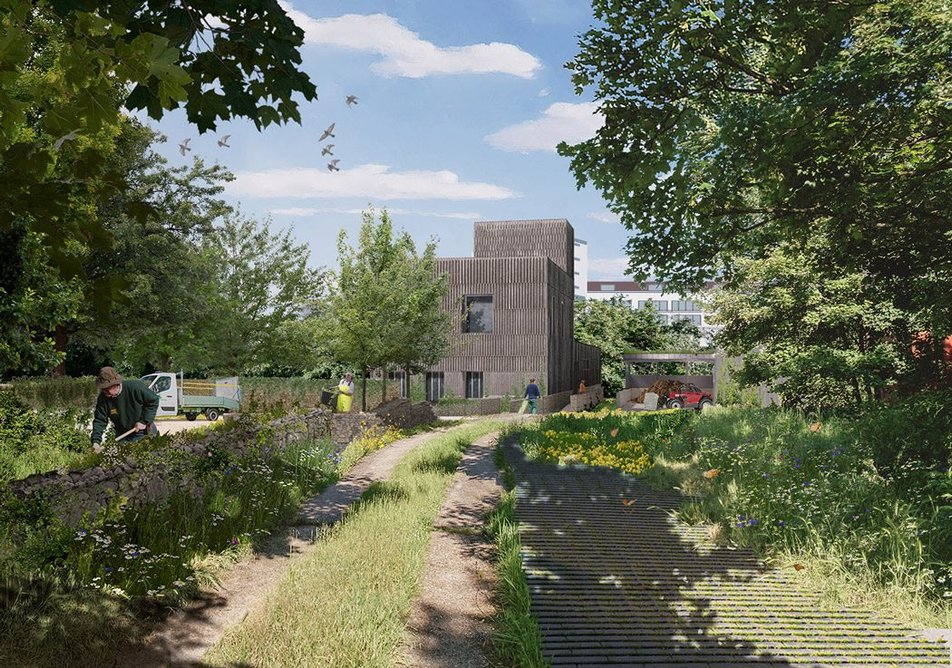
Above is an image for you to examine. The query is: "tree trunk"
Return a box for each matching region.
[52,325,68,377]
[381,367,388,404]
[361,366,368,412]
[405,365,412,400]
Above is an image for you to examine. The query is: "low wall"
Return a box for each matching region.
[567,384,604,412]
[7,407,409,526]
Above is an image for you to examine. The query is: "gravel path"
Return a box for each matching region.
[114,428,446,667]
[401,432,505,668]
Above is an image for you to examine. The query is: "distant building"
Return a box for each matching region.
[573,237,589,299]
[586,280,721,344]
[426,219,601,405]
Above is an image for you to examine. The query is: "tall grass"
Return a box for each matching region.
[0,435,341,665]
[487,444,549,668]
[508,391,952,625]
[205,421,502,668]
[0,390,93,483]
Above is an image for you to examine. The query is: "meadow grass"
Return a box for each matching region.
[507,392,952,627]
[487,443,549,668]
[204,420,502,668]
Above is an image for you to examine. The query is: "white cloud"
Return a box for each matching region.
[270,205,482,220]
[232,164,519,201]
[588,257,630,279]
[282,7,542,78]
[587,210,620,224]
[485,101,602,153]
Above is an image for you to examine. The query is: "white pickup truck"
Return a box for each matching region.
[140,372,241,421]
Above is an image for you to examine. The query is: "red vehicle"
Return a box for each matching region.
[664,382,714,411]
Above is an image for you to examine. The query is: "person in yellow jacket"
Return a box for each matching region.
[336,372,355,412]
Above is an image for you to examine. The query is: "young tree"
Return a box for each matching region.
[327,208,450,410]
[385,238,452,399]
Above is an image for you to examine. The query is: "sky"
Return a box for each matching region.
[145,0,632,279]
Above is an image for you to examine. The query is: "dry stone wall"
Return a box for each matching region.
[8,401,438,526]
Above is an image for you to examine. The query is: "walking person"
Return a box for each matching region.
[336,372,355,413]
[90,366,160,450]
[524,377,541,415]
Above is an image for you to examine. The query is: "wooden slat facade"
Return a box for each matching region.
[428,219,601,399]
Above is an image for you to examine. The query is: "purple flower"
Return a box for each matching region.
[747,518,759,526]
[776,520,786,527]
[104,566,113,573]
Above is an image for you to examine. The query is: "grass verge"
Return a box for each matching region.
[486,441,549,668]
[204,420,502,668]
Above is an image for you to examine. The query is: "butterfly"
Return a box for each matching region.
[703,468,720,479]
[793,563,805,571]
[809,421,822,433]
[621,498,637,506]
[610,428,619,437]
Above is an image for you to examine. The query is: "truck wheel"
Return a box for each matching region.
[698,399,713,411]
[205,408,220,422]
[667,399,684,409]
[185,412,198,421]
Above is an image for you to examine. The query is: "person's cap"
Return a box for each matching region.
[96,366,123,390]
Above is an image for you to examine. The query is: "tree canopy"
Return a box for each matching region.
[327,209,451,410]
[561,0,952,313]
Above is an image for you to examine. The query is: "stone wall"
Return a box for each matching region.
[7,401,446,526]
[6,408,357,526]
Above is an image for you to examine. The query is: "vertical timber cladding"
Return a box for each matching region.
[546,258,577,394]
[473,219,574,276]
[434,256,549,398]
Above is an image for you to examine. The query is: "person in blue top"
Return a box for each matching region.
[524,377,541,415]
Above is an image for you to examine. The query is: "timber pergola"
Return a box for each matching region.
[621,351,720,401]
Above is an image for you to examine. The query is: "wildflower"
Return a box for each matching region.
[230,537,239,546]
[809,421,822,433]
[104,566,113,573]
[776,520,786,527]
[747,518,759,527]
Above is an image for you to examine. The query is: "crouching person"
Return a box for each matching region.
[91,366,160,450]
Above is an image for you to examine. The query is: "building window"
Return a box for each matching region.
[462,295,493,333]
[637,299,669,311]
[465,372,483,399]
[425,372,444,402]
[671,300,698,312]
[648,282,664,292]
[600,284,615,291]
[672,314,702,325]
[388,370,408,398]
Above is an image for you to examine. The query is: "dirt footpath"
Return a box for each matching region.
[401,433,505,668]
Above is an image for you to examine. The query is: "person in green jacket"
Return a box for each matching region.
[90,366,160,449]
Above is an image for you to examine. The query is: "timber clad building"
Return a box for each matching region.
[425,219,601,406]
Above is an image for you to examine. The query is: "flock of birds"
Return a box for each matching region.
[177,94,359,173]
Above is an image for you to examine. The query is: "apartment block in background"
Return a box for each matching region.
[586,280,721,344]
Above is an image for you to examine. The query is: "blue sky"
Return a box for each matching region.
[146,0,631,279]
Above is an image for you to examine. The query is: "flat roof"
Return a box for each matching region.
[623,352,716,363]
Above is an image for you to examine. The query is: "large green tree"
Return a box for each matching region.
[561,0,952,333]
[69,120,232,374]
[188,212,326,375]
[574,297,668,395]
[710,244,910,411]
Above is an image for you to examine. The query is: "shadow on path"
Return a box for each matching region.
[503,438,948,668]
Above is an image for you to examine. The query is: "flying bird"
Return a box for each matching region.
[217,134,231,148]
[345,95,358,107]
[178,138,191,156]
[53,130,79,150]
[321,144,334,156]
[319,122,336,142]
[327,159,340,172]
